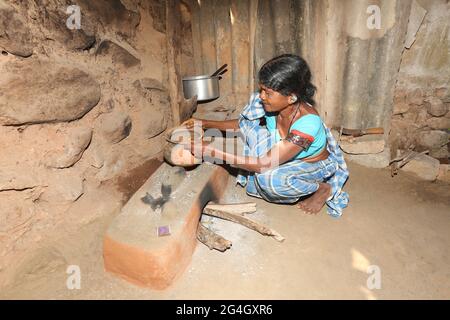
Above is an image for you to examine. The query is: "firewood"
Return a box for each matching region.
[203,203,285,242]
[197,223,232,252]
[390,149,429,176]
[205,202,257,215]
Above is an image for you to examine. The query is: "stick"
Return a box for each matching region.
[203,203,285,242]
[398,150,429,168]
[197,223,232,252]
[390,149,414,164]
[205,202,257,215]
[390,149,429,176]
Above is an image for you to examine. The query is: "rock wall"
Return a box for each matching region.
[0,0,176,287]
[391,0,450,162]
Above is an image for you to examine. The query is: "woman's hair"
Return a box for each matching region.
[258,54,317,106]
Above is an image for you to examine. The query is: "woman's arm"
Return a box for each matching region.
[202,119,240,131]
[182,118,239,132]
[202,139,304,173]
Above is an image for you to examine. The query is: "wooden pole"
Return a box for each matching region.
[166,0,182,126]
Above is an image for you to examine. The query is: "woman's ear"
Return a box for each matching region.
[290,95,298,104]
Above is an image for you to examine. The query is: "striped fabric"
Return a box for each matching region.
[236,92,350,217]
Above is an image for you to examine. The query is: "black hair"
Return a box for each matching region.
[258,54,317,106]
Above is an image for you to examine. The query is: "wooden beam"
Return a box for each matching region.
[166,0,182,126]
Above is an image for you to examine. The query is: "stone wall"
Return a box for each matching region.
[0,0,176,287]
[391,0,450,162]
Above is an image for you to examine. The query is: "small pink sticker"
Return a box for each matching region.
[157,225,171,237]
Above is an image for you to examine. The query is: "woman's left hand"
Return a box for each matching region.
[183,139,205,159]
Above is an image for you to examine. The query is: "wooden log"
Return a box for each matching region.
[206,202,257,215]
[203,203,285,242]
[197,223,232,252]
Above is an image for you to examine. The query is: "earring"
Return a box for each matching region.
[291,95,298,103]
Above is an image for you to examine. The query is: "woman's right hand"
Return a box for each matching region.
[181,118,202,130]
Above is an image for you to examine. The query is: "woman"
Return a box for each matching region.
[183,54,349,217]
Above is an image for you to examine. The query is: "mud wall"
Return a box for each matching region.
[0,0,177,287]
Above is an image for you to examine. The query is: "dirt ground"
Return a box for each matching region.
[1,161,449,300]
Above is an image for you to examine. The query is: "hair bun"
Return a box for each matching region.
[305,84,315,98]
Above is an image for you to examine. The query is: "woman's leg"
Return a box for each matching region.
[245,174,262,198]
[296,183,332,214]
[239,121,278,198]
[254,158,338,212]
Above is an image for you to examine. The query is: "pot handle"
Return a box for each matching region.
[211,64,228,77]
[217,68,228,78]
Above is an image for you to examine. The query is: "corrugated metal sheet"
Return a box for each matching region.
[185,0,412,130]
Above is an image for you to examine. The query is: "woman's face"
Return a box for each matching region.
[259,84,291,112]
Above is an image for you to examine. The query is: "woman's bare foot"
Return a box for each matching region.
[297,183,331,214]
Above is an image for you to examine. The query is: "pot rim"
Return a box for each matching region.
[164,126,204,144]
[182,74,219,81]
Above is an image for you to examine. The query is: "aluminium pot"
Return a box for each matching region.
[182,75,220,101]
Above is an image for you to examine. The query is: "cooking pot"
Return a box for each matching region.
[182,75,220,101]
[163,125,204,167]
[164,125,203,145]
[182,63,228,101]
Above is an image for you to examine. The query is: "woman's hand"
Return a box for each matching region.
[183,139,205,160]
[183,139,224,162]
[181,118,203,130]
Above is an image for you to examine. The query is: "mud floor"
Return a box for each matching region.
[1,162,449,300]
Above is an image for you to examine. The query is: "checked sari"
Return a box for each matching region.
[235,93,349,217]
